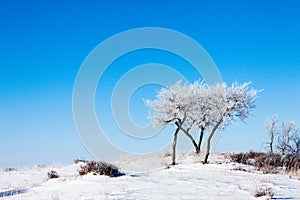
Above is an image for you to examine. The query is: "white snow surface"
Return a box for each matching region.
[1,153,300,200]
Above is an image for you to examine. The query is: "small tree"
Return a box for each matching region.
[192,85,215,154]
[145,81,201,165]
[202,82,258,163]
[290,130,300,155]
[265,115,279,153]
[276,121,300,156]
[277,121,295,155]
[265,116,300,156]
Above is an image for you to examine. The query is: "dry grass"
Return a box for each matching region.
[253,186,274,199]
[228,151,300,174]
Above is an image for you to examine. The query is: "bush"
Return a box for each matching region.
[229,151,300,173]
[4,168,16,172]
[74,158,88,164]
[229,151,264,165]
[253,186,274,198]
[79,161,124,177]
[229,153,247,164]
[48,170,59,179]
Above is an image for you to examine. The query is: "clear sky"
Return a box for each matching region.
[1,0,300,168]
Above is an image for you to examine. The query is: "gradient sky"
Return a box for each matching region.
[1,0,300,168]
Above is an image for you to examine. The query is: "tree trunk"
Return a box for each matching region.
[196,147,200,154]
[203,119,223,164]
[270,141,273,153]
[270,133,274,153]
[196,126,205,154]
[172,127,180,165]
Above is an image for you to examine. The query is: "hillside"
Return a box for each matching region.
[1,153,300,199]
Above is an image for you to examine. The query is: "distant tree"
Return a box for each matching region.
[277,121,295,155]
[265,115,279,153]
[290,129,300,155]
[276,121,300,155]
[264,116,300,156]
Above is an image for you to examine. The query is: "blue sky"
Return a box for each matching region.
[0,0,300,167]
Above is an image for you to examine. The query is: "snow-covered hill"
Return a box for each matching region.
[1,153,300,199]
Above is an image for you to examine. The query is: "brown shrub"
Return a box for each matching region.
[74,158,88,164]
[79,161,124,177]
[229,151,300,173]
[253,186,274,198]
[47,170,59,179]
[4,168,16,172]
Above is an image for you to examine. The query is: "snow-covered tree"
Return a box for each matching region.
[145,81,202,165]
[202,82,258,163]
[145,81,258,165]
[265,115,279,153]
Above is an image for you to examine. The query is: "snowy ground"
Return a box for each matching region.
[1,153,300,200]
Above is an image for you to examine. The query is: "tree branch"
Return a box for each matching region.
[175,123,197,150]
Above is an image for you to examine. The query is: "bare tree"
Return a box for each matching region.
[265,115,279,153]
[290,129,300,155]
[277,121,295,155]
[275,121,300,156]
[265,116,300,156]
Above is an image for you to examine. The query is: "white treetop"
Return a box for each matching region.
[145,81,201,127]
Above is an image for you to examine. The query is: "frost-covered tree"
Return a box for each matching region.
[145,81,258,165]
[202,82,258,163]
[145,81,202,165]
[190,85,214,154]
[265,115,279,153]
